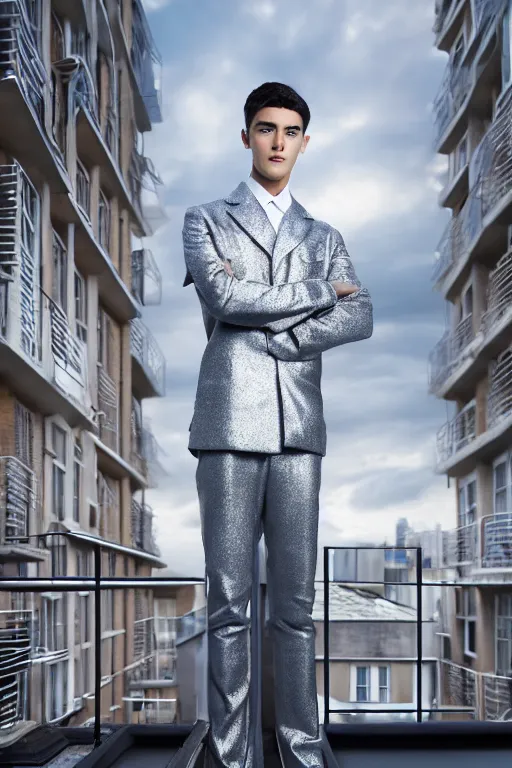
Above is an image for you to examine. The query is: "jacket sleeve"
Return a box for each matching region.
[182,206,338,329]
[266,234,373,361]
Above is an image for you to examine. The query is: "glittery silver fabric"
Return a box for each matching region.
[196,449,323,768]
[182,181,373,457]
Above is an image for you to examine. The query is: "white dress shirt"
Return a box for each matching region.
[245,173,292,233]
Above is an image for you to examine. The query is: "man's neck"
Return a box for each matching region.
[250,166,290,197]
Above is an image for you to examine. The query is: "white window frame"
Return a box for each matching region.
[449,133,468,180]
[493,451,512,516]
[98,189,111,253]
[45,658,68,722]
[459,472,477,528]
[74,270,88,343]
[456,587,477,659]
[495,593,512,676]
[51,424,67,521]
[350,664,392,703]
[73,437,83,523]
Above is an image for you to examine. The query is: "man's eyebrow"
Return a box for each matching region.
[253,121,302,131]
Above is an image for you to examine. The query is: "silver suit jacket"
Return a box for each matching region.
[182,180,373,457]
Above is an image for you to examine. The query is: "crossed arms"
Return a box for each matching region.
[182,205,373,361]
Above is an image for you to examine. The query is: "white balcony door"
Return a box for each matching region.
[493,452,512,515]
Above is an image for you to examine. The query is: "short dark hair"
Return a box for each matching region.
[244,82,310,135]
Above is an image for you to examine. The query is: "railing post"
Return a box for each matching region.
[323,546,330,725]
[416,547,423,723]
[94,543,102,748]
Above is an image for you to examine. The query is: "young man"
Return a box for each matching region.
[182,82,373,768]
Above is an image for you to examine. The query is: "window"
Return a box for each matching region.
[15,401,33,467]
[52,230,67,312]
[76,159,90,219]
[43,594,67,651]
[457,587,477,658]
[459,476,477,527]
[356,666,369,702]
[45,659,68,721]
[97,307,113,372]
[74,271,88,343]
[378,666,390,703]
[73,438,82,523]
[496,594,512,676]
[51,425,67,521]
[351,665,391,703]
[493,453,512,515]
[450,134,468,179]
[98,190,111,253]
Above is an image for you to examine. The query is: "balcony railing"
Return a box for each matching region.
[481,250,512,333]
[0,456,36,544]
[131,498,159,556]
[439,660,478,717]
[433,0,457,36]
[129,148,166,236]
[436,400,476,465]
[442,521,478,567]
[433,60,471,147]
[482,671,512,720]
[124,697,177,724]
[487,346,512,429]
[482,513,512,568]
[433,0,508,147]
[130,0,163,124]
[131,249,162,306]
[45,291,88,406]
[0,0,47,124]
[175,606,207,645]
[0,609,31,729]
[130,317,166,396]
[428,315,474,392]
[97,366,119,453]
[98,473,120,543]
[128,616,177,687]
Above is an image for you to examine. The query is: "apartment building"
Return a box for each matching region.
[431,0,512,720]
[0,0,170,738]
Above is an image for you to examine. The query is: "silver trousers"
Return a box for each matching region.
[196,449,324,768]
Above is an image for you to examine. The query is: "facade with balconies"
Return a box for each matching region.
[431,0,512,723]
[0,0,169,744]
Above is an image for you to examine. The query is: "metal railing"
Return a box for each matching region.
[487,345,512,429]
[428,315,475,392]
[131,498,159,556]
[129,616,177,687]
[123,697,177,724]
[481,250,512,333]
[0,0,47,123]
[128,147,166,235]
[97,366,119,452]
[443,521,479,567]
[76,160,91,220]
[130,317,166,396]
[482,513,512,568]
[131,249,162,306]
[0,456,36,543]
[175,606,207,646]
[130,0,163,124]
[438,660,478,717]
[0,609,31,729]
[436,400,476,465]
[433,58,471,147]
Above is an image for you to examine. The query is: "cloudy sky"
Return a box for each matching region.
[138,0,453,578]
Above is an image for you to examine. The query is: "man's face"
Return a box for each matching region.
[242,106,310,182]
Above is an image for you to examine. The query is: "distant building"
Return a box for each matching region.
[396,518,410,548]
[431,0,512,722]
[313,582,438,722]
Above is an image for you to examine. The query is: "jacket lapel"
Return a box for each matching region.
[272,195,314,271]
[225,181,315,269]
[224,181,276,258]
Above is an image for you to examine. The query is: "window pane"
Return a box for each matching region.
[356,667,367,685]
[468,620,476,654]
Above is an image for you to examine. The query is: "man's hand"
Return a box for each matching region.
[330,280,360,297]
[223,260,234,277]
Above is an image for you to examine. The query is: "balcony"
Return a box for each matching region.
[0,457,44,563]
[97,366,119,454]
[442,521,479,568]
[129,148,167,237]
[439,660,512,721]
[428,315,475,394]
[433,0,506,153]
[98,473,120,544]
[487,346,512,429]
[0,609,31,730]
[131,249,162,307]
[433,0,466,51]
[131,499,159,556]
[0,1,71,196]
[130,318,166,398]
[438,660,477,717]
[127,616,176,689]
[436,400,476,471]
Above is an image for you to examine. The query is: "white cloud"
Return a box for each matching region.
[245,1,277,21]
[142,0,173,11]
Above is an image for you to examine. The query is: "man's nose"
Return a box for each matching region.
[273,134,285,150]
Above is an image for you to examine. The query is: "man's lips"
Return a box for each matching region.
[269,157,284,163]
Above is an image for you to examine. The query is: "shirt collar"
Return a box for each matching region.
[246,174,292,214]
